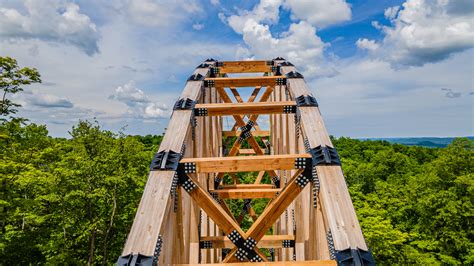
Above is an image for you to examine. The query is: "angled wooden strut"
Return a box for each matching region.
[118,58,375,266]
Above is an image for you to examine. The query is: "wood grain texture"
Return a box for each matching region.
[180,154,311,173]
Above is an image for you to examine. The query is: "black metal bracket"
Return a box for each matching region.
[279,61,294,67]
[210,192,223,204]
[150,150,181,171]
[271,65,282,75]
[308,145,341,166]
[204,79,215,88]
[200,240,213,249]
[335,248,376,266]
[271,175,281,188]
[174,98,196,110]
[286,71,304,79]
[187,73,205,81]
[238,120,254,143]
[214,176,222,189]
[227,231,263,262]
[196,63,212,68]
[176,162,198,192]
[209,67,220,77]
[276,77,287,86]
[117,253,153,266]
[283,105,297,113]
[295,95,318,107]
[194,107,208,116]
[282,239,295,248]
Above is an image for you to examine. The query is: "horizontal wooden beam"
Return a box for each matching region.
[219,60,271,73]
[180,154,311,173]
[206,76,285,88]
[180,261,337,266]
[195,101,296,116]
[219,184,275,189]
[200,235,295,249]
[209,188,280,199]
[223,130,270,137]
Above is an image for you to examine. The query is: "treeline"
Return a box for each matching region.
[1,119,472,265]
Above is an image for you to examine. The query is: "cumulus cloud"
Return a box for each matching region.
[29,94,74,108]
[109,81,169,119]
[239,20,328,75]
[0,0,99,55]
[283,0,351,28]
[128,0,202,27]
[15,90,74,108]
[356,38,379,51]
[227,0,283,34]
[365,0,474,67]
[225,0,345,77]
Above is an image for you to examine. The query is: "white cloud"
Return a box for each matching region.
[192,23,204,30]
[366,0,474,67]
[210,0,220,6]
[228,0,283,34]
[384,5,400,20]
[109,80,169,119]
[13,90,74,108]
[109,80,149,104]
[29,94,74,108]
[284,0,351,28]
[0,0,99,55]
[238,19,332,76]
[356,38,379,51]
[311,48,473,137]
[225,0,350,77]
[128,0,202,27]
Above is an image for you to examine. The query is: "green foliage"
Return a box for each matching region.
[334,137,473,265]
[1,119,156,265]
[0,56,41,118]
[0,118,471,264]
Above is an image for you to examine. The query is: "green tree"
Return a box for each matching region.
[0,56,41,119]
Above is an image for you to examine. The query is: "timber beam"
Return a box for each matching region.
[218,60,272,74]
[179,154,311,173]
[209,188,281,199]
[194,101,297,116]
[200,235,296,249]
[205,76,286,88]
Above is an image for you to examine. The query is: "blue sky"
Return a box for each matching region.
[0,0,473,138]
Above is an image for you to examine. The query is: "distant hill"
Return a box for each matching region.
[361,137,474,148]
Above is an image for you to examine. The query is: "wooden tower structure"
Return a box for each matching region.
[118,58,375,265]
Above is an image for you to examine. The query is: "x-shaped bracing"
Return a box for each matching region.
[215,85,279,225]
[177,155,314,262]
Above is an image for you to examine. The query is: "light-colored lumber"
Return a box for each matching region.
[180,154,311,173]
[180,261,337,266]
[219,60,271,73]
[200,235,296,249]
[209,188,281,199]
[223,130,270,137]
[219,184,275,189]
[278,62,368,251]
[195,101,295,116]
[206,76,286,88]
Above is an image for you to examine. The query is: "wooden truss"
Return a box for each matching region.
[118,59,375,265]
